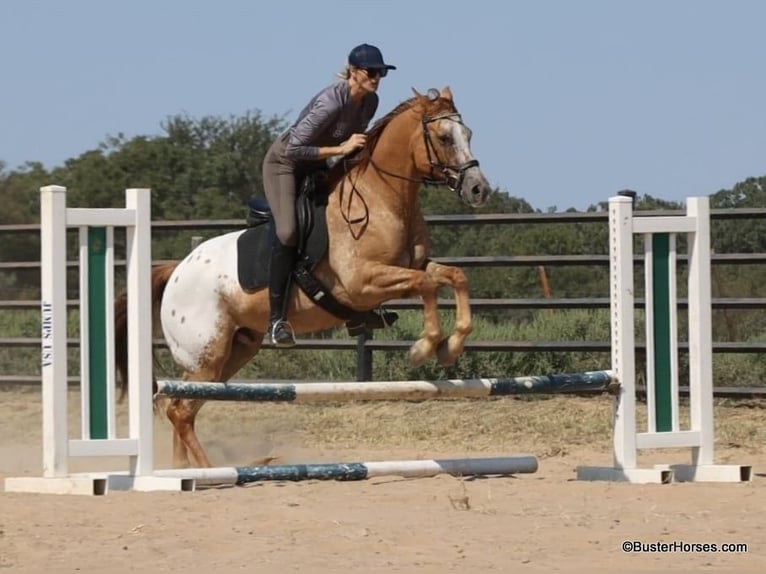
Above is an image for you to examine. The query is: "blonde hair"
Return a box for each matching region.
[336,65,353,80]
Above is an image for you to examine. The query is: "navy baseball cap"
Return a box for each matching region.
[348,44,397,71]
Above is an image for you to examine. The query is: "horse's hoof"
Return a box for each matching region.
[436,341,457,365]
[436,336,463,365]
[409,339,435,366]
[436,349,456,366]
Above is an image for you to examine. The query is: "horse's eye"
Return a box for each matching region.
[438,134,453,145]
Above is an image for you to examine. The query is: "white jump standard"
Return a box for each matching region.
[4,186,187,495]
[576,195,751,483]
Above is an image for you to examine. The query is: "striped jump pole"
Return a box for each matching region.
[155,370,618,402]
[154,456,539,487]
[576,195,751,484]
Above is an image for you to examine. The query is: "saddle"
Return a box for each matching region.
[237,173,397,335]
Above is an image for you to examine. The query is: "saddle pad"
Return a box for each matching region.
[236,212,329,292]
[236,225,272,292]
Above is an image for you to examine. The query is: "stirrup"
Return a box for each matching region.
[267,320,296,348]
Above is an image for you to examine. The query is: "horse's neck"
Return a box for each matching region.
[366,112,422,200]
[372,110,421,181]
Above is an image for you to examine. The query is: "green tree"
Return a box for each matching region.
[46,111,285,220]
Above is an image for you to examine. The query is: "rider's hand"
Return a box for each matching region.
[341,133,367,156]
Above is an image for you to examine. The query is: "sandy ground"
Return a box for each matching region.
[0,387,764,574]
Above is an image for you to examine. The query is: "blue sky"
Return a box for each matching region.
[2,0,764,211]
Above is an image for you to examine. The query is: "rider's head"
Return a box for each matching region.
[348,44,396,75]
[341,44,396,95]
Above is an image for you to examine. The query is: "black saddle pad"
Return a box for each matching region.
[236,193,329,292]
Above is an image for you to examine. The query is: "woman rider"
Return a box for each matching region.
[261,43,396,347]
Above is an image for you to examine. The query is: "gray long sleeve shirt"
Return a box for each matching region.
[284,81,378,161]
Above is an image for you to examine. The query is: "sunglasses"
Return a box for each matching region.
[361,67,387,79]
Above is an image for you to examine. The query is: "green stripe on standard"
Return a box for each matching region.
[88,227,108,439]
[651,233,672,432]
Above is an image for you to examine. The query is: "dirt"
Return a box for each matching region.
[0,387,763,573]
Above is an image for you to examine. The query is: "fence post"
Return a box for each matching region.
[355,329,373,381]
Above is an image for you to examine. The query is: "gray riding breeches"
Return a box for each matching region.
[262,135,303,247]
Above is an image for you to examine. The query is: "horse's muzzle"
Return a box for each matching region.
[460,168,491,207]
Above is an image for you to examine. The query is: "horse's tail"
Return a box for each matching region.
[115,263,177,400]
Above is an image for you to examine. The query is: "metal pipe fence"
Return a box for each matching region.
[3,209,766,389]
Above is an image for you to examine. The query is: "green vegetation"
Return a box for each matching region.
[2,111,766,387]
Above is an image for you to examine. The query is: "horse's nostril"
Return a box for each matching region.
[471,184,482,197]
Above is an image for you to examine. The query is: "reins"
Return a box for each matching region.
[338,162,370,240]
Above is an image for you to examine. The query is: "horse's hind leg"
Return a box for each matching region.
[423,260,473,365]
[220,328,263,381]
[166,326,236,468]
[167,328,264,468]
[167,398,210,468]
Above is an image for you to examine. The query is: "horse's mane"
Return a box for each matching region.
[363,98,419,156]
[326,92,458,183]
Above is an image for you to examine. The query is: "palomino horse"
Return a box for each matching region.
[115,86,491,468]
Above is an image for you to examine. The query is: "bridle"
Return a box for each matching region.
[338,108,479,235]
[367,112,479,193]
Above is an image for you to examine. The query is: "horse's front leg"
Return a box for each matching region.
[355,264,442,365]
[423,260,473,365]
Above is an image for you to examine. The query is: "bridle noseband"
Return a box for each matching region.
[367,112,479,194]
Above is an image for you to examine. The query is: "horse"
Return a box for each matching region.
[115,86,492,469]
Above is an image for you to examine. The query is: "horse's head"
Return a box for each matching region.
[409,86,491,207]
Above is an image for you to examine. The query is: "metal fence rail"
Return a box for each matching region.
[5,297,766,311]
[3,208,766,389]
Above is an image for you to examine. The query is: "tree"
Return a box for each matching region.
[45,111,286,221]
[0,161,55,297]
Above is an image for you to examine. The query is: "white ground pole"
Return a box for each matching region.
[4,186,190,495]
[577,195,751,483]
[153,456,540,486]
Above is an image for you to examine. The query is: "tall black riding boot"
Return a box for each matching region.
[267,242,298,348]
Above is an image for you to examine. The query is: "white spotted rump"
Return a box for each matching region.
[160,231,246,372]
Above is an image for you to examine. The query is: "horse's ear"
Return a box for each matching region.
[411,87,425,100]
[440,86,454,101]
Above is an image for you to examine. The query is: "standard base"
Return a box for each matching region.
[4,474,194,496]
[576,466,673,484]
[654,464,752,483]
[576,464,752,484]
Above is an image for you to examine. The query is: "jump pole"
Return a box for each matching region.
[153,456,539,486]
[576,195,751,483]
[155,371,618,402]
